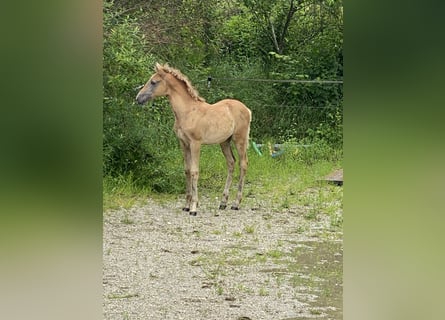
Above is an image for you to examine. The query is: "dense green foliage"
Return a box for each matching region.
[103,0,343,193]
[103,2,182,192]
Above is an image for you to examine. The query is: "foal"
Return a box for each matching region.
[136,63,252,216]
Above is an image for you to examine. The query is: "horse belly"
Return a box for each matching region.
[200,115,234,144]
[201,130,232,144]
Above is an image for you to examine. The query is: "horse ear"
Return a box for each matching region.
[155,63,166,77]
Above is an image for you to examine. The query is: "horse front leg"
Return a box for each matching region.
[180,141,192,212]
[189,141,201,216]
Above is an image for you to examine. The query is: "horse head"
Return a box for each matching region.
[136,63,169,105]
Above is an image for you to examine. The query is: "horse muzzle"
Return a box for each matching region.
[136,93,152,105]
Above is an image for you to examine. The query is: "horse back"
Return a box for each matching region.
[212,99,251,125]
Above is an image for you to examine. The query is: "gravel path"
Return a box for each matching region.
[103,193,343,320]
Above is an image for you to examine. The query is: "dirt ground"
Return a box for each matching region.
[103,192,343,320]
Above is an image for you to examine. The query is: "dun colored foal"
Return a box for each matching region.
[136,63,252,216]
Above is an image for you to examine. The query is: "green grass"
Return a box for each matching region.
[103,174,150,211]
[103,141,342,212]
[244,224,256,234]
[107,292,139,299]
[258,286,269,296]
[121,214,134,225]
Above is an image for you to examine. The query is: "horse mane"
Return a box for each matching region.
[159,63,205,102]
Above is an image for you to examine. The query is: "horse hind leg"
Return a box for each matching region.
[219,139,235,210]
[231,139,248,210]
[183,170,192,212]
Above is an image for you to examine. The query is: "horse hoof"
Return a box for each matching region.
[189,211,197,216]
[230,206,239,210]
[183,207,190,212]
[219,204,227,210]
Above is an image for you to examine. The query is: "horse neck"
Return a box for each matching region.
[167,79,201,118]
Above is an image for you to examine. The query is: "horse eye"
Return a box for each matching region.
[150,80,157,85]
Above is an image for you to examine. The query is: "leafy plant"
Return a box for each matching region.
[103,0,184,192]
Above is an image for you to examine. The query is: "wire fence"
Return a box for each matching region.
[207,77,343,84]
[194,77,343,142]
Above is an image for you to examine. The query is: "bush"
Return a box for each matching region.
[103,0,184,193]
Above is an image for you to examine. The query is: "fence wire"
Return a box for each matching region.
[194,77,343,141]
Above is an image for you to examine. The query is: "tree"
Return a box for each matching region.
[243,0,303,55]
